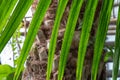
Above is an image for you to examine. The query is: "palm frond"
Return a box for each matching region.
[46,0,69,80]
[76,0,98,79]
[57,0,84,79]
[0,0,120,80]
[13,0,51,80]
[92,0,113,80]
[0,0,33,52]
[0,0,18,33]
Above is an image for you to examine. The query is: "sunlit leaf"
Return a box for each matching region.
[0,0,33,52]
[0,0,18,33]
[14,0,51,80]
[76,0,98,79]
[47,0,69,80]
[92,0,113,79]
[57,0,83,80]
[0,65,15,80]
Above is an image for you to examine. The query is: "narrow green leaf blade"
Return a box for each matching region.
[47,0,69,80]
[113,4,120,80]
[76,0,98,79]
[0,0,18,33]
[58,0,83,80]
[92,0,113,80]
[0,0,33,52]
[13,0,51,80]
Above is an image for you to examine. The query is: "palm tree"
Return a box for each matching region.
[0,0,119,80]
[22,0,106,80]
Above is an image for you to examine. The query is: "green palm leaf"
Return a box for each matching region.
[0,0,18,33]
[0,0,33,52]
[91,0,113,80]
[0,0,119,80]
[113,4,120,80]
[57,0,83,80]
[13,0,51,80]
[76,0,98,79]
[46,0,69,80]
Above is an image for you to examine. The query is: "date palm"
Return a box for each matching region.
[0,0,119,80]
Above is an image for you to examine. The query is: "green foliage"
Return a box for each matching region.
[0,65,15,80]
[0,0,34,52]
[0,0,18,33]
[113,4,120,80]
[0,64,23,80]
[104,47,114,62]
[57,0,84,80]
[47,0,69,80]
[11,22,23,66]
[91,0,114,80]
[76,0,98,79]
[13,0,51,80]
[0,0,119,80]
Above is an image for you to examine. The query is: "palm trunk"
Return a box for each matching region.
[22,0,106,80]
